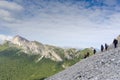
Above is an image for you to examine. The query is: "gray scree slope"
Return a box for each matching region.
[45,47,120,80]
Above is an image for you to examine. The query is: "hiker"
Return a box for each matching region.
[101,45,104,52]
[113,39,118,48]
[93,49,96,54]
[84,52,89,58]
[105,43,108,51]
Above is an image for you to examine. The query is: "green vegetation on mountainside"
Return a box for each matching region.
[0,44,94,80]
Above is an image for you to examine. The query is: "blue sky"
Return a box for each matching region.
[0,0,120,48]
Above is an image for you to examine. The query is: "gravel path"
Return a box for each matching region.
[45,47,120,80]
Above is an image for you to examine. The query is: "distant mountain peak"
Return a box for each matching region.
[12,35,29,47]
[10,35,93,62]
[14,35,22,38]
[13,35,29,42]
[13,35,23,39]
[11,35,64,61]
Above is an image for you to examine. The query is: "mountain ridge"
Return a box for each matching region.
[4,35,94,62]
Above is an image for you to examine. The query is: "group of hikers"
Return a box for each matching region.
[84,38,119,59]
[101,38,118,52]
[100,43,108,52]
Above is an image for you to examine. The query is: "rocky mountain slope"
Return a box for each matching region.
[7,35,93,62]
[45,41,120,80]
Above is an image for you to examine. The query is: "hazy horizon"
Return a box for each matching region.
[0,0,120,48]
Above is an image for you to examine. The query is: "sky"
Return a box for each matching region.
[0,0,120,49]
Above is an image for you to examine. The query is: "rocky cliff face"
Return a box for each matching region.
[11,35,91,62]
[45,37,120,80]
[12,35,45,55]
[11,35,63,61]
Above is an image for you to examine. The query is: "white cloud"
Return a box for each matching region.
[0,9,11,17]
[0,34,13,43]
[0,1,23,23]
[0,1,23,11]
[0,9,16,22]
